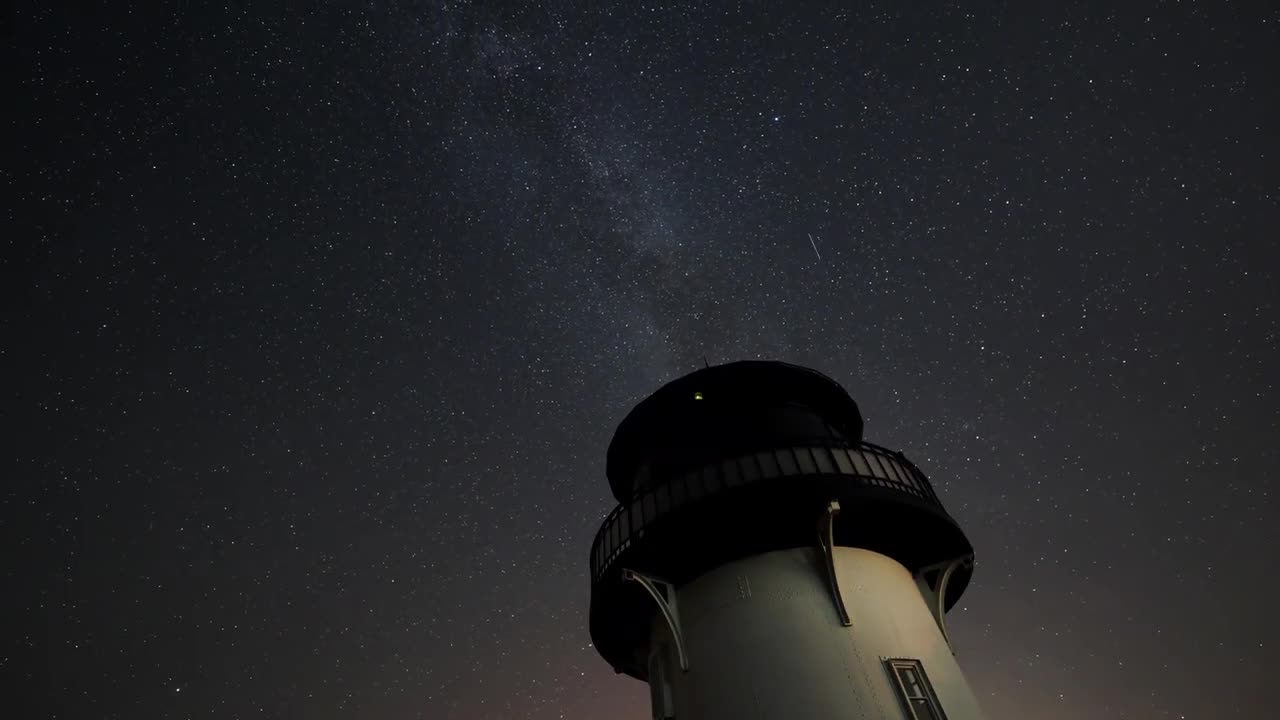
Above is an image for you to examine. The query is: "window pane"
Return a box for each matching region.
[850,449,871,476]
[886,660,944,720]
[722,459,742,487]
[832,447,855,475]
[903,463,923,486]
[887,459,907,486]
[685,470,704,500]
[813,446,836,474]
[867,453,890,479]
[702,464,720,493]
[795,447,818,474]
[910,699,940,720]
[739,453,761,483]
[757,451,780,478]
[892,459,917,492]
[898,666,923,696]
[776,449,799,476]
[883,457,909,488]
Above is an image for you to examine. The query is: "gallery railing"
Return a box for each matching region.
[590,442,943,584]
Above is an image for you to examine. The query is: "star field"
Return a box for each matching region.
[8,3,1279,719]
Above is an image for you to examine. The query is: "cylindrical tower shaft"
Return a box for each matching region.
[643,546,983,720]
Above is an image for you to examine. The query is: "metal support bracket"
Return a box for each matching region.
[622,569,690,672]
[817,499,853,626]
[915,555,973,653]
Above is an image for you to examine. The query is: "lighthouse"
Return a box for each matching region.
[588,361,985,720]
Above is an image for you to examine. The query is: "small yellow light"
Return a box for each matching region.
[693,391,704,400]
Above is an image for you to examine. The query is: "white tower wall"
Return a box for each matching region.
[644,546,985,720]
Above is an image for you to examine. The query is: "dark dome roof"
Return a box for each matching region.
[605,361,864,501]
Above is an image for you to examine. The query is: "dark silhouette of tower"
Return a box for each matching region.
[588,361,985,720]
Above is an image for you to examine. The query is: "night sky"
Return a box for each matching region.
[8,2,1279,719]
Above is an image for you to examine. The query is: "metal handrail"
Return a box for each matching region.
[589,442,945,583]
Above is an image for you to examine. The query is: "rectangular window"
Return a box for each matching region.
[775,448,799,476]
[867,452,890,480]
[756,451,780,478]
[739,454,761,484]
[794,447,818,475]
[722,458,742,487]
[655,482,671,515]
[891,459,918,492]
[832,447,855,475]
[812,446,836,475]
[884,457,913,492]
[702,464,720,493]
[885,659,946,720]
[684,470,703,501]
[849,448,871,476]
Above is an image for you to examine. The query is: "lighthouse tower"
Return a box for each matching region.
[588,361,985,720]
